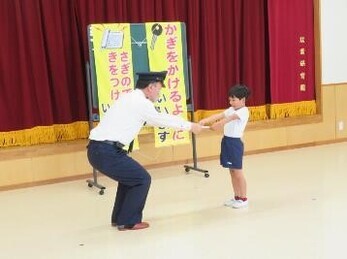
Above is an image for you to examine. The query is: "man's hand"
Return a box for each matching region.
[190,123,203,134]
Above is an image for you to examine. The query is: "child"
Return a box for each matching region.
[199,84,250,208]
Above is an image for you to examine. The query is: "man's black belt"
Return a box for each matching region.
[95,140,125,149]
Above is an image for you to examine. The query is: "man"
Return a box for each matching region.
[87,71,203,231]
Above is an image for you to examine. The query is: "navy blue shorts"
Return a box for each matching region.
[220,136,244,169]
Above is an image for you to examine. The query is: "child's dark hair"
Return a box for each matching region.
[228,84,250,99]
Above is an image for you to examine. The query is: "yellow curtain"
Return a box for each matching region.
[0,122,89,148]
[269,100,316,119]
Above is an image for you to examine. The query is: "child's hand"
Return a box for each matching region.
[199,119,209,125]
[210,121,223,131]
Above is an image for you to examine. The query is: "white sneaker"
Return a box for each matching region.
[232,199,248,209]
[223,199,235,207]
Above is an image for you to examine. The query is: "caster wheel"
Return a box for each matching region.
[99,189,104,195]
[87,183,93,188]
[204,174,210,178]
[185,167,190,173]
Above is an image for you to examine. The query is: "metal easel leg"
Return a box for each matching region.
[183,134,210,178]
[86,168,106,195]
[183,111,209,178]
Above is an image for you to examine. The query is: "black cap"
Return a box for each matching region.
[135,71,167,89]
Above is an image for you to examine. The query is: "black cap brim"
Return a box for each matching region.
[135,71,167,89]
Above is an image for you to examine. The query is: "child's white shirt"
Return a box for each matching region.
[223,106,249,138]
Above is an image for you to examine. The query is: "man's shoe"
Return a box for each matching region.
[232,200,248,209]
[117,222,150,231]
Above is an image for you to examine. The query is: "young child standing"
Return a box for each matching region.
[199,84,250,209]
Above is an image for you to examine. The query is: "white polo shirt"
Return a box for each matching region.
[89,89,191,145]
[223,106,249,138]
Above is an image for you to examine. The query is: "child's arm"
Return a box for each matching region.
[199,112,225,125]
[210,113,240,131]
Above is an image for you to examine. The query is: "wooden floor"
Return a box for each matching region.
[1,142,347,259]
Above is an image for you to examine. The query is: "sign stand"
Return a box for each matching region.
[85,62,106,195]
[183,58,209,178]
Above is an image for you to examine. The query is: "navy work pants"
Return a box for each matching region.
[87,140,151,226]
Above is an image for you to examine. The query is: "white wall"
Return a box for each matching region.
[321,0,347,84]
